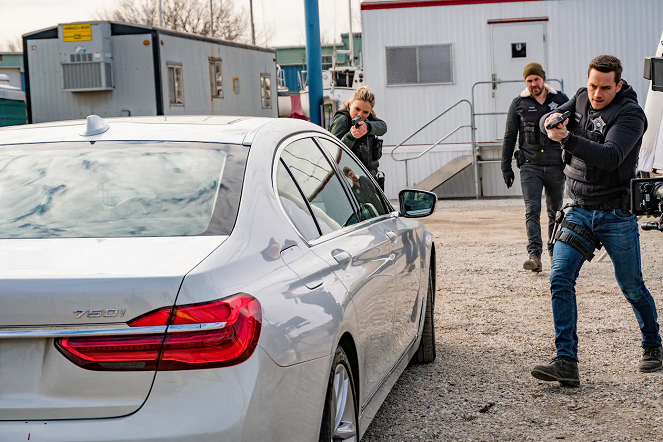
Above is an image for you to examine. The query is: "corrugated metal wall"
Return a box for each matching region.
[27,29,277,123]
[27,34,157,123]
[280,64,305,92]
[275,45,335,66]
[0,53,25,91]
[362,0,663,198]
[159,35,277,118]
[0,68,22,90]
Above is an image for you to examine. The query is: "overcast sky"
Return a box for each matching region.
[0,0,363,50]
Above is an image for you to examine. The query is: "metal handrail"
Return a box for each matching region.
[390,99,473,161]
[389,99,474,188]
[469,78,565,198]
[470,78,565,121]
[396,125,472,162]
[384,79,566,195]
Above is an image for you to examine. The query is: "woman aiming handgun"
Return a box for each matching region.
[329,87,387,182]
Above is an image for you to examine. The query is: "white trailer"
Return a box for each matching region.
[22,21,277,124]
[361,0,663,199]
[641,32,663,175]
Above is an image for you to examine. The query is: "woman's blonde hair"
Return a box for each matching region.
[342,86,377,116]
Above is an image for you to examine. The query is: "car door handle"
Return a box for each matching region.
[385,231,397,240]
[331,249,351,265]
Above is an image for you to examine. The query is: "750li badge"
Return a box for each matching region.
[74,309,126,318]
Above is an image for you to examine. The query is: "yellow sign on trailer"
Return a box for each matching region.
[62,24,92,42]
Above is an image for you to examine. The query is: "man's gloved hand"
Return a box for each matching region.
[503,170,515,188]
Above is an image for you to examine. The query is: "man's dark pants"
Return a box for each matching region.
[520,163,565,258]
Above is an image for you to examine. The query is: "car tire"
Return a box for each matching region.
[319,346,358,442]
[412,264,436,364]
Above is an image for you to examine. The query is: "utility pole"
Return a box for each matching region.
[159,0,163,27]
[347,0,354,66]
[304,0,323,125]
[210,0,214,36]
[249,0,256,45]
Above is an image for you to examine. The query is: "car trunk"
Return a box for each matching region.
[0,236,225,421]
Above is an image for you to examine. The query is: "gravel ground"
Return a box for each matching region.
[362,198,663,442]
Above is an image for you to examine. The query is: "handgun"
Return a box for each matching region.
[351,115,362,128]
[545,111,571,130]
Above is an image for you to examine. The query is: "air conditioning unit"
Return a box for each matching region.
[58,21,114,92]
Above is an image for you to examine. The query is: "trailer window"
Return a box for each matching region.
[386,44,454,85]
[209,59,223,98]
[260,74,272,109]
[167,63,184,106]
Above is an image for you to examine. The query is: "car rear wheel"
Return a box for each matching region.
[412,264,436,364]
[319,347,358,442]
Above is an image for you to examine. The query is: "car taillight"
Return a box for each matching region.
[159,294,262,370]
[55,293,262,371]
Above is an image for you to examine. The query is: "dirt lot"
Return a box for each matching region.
[361,199,663,442]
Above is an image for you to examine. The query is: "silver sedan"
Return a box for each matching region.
[0,115,437,441]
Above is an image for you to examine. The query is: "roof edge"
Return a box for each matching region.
[22,25,58,40]
[157,28,275,53]
[21,20,275,53]
[361,0,541,11]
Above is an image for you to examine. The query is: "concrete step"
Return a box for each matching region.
[414,154,473,192]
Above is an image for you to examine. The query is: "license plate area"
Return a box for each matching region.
[0,338,155,421]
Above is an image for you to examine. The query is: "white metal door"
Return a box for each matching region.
[491,22,547,140]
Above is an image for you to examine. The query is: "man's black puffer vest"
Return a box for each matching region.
[504,91,569,168]
[540,81,647,206]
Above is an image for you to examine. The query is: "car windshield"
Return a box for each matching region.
[0,141,248,238]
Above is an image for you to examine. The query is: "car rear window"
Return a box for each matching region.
[0,141,248,238]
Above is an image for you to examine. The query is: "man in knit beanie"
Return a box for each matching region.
[523,62,546,82]
[501,62,569,272]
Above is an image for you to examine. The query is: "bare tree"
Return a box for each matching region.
[254,22,275,47]
[2,37,23,52]
[98,0,248,42]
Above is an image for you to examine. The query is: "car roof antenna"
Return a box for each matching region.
[80,115,110,137]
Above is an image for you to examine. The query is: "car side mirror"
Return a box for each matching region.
[398,189,436,218]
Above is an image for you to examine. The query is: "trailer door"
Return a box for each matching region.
[490,20,548,141]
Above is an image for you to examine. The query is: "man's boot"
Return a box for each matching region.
[531,356,580,387]
[639,345,663,373]
[523,255,542,273]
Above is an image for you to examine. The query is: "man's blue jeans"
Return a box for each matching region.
[550,207,661,361]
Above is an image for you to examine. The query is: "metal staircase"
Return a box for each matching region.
[389,79,564,198]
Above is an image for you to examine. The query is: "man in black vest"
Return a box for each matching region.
[502,62,569,272]
[531,55,662,387]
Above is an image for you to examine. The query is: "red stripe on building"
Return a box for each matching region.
[361,0,540,11]
[487,16,549,24]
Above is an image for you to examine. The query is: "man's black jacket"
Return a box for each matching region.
[501,85,569,172]
[538,81,647,205]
